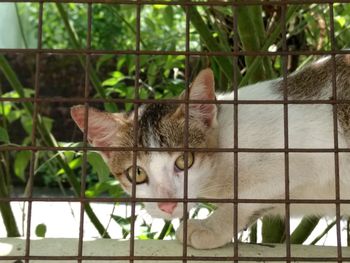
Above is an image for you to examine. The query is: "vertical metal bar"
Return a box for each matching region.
[182,1,190,262]
[24,2,43,262]
[281,1,291,262]
[329,3,342,262]
[232,1,239,262]
[4,1,347,262]
[130,1,141,262]
[77,2,92,262]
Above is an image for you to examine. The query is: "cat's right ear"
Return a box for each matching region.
[70,105,122,158]
[179,68,217,127]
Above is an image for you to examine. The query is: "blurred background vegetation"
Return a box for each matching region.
[1,2,350,244]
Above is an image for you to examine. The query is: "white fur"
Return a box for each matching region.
[176,75,350,249]
[74,61,350,249]
[137,151,214,220]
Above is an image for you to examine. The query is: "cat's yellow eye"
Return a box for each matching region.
[125,166,148,184]
[175,152,194,171]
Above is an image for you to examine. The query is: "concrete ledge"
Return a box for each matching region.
[0,238,349,262]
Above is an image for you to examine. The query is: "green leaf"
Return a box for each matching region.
[144,17,156,32]
[14,150,31,181]
[153,5,166,9]
[42,116,53,133]
[147,63,158,86]
[102,71,125,87]
[23,88,35,97]
[112,70,124,79]
[35,223,47,237]
[85,179,122,198]
[0,127,10,143]
[336,16,346,28]
[0,102,12,117]
[87,152,110,182]
[56,157,82,176]
[20,115,33,135]
[117,56,127,71]
[6,108,22,123]
[262,216,285,243]
[111,214,131,227]
[1,90,19,98]
[102,78,119,87]
[111,214,132,238]
[164,6,174,28]
[157,220,174,240]
[290,216,320,244]
[249,223,257,243]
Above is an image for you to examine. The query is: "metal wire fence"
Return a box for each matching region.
[1,0,350,262]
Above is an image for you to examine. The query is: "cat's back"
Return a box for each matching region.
[275,54,350,101]
[236,54,350,101]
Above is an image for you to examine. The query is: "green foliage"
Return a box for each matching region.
[0,127,9,143]
[262,216,285,243]
[85,179,124,198]
[141,5,189,51]
[1,2,350,242]
[291,216,320,244]
[42,3,87,49]
[87,152,110,182]
[35,223,47,238]
[92,4,136,50]
[14,151,31,181]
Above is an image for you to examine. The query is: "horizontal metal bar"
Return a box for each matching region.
[0,255,348,261]
[2,0,350,6]
[1,196,350,204]
[1,48,350,56]
[2,97,350,105]
[1,145,349,152]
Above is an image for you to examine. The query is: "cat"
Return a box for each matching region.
[71,54,350,249]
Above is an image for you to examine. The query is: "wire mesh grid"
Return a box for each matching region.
[0,0,350,262]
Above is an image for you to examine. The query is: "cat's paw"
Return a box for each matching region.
[176,219,230,249]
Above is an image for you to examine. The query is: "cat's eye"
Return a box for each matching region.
[175,152,194,171]
[125,166,148,184]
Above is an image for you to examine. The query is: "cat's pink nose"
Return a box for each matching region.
[158,202,177,214]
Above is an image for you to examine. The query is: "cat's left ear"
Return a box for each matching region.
[182,68,217,127]
[70,105,125,159]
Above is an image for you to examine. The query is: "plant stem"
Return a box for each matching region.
[0,202,20,237]
[239,5,301,87]
[0,82,20,237]
[184,4,236,84]
[157,220,173,240]
[0,85,12,189]
[0,162,20,237]
[237,6,272,83]
[249,223,257,243]
[290,216,320,244]
[15,3,28,48]
[262,216,285,243]
[310,220,336,245]
[0,55,110,238]
[55,3,118,112]
[109,6,147,48]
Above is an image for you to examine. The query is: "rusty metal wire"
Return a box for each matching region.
[0,0,348,262]
[2,0,350,5]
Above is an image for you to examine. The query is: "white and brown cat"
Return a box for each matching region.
[71,55,350,249]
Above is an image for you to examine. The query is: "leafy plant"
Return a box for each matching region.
[1,2,350,244]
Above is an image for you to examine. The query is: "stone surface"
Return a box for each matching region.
[0,238,349,262]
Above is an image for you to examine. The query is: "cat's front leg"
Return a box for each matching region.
[176,203,273,249]
[176,204,234,249]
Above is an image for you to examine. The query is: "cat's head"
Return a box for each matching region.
[71,69,218,219]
